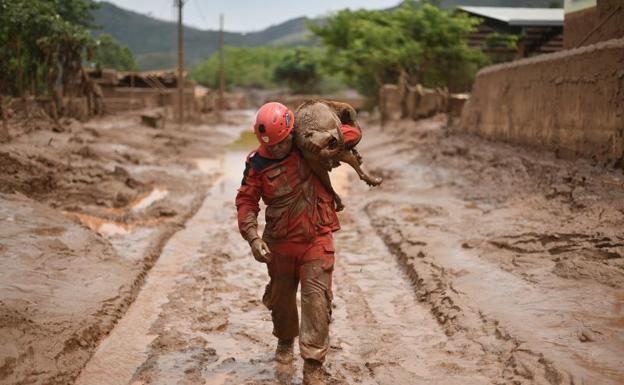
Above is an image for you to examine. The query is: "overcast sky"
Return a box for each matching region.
[97,0,400,32]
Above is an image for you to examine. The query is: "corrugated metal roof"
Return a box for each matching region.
[458,6,564,27]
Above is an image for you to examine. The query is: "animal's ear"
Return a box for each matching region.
[324,100,357,126]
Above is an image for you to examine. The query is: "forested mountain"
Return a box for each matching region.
[92,0,561,70]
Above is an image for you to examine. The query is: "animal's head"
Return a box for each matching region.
[294,100,345,158]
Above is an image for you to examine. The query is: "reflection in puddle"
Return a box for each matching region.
[132,188,169,211]
[63,212,134,235]
[63,212,160,236]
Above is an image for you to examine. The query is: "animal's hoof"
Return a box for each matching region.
[367,177,383,187]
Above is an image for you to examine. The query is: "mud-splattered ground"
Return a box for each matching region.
[362,116,624,384]
[4,110,623,385]
[75,142,501,385]
[75,111,622,385]
[0,110,246,385]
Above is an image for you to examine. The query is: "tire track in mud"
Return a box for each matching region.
[364,198,624,385]
[328,206,494,385]
[356,116,624,385]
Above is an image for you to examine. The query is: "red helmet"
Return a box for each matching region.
[254,102,294,146]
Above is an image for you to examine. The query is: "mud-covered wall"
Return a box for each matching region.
[459,38,624,163]
[564,0,624,48]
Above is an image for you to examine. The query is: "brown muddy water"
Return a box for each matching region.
[62,187,170,236]
[75,126,497,384]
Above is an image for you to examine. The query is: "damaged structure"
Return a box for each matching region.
[85,69,199,117]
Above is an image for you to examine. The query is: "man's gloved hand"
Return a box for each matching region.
[250,238,272,263]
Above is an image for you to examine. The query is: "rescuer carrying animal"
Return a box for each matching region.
[235,102,360,385]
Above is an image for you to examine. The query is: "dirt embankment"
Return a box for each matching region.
[0,110,243,385]
[359,115,624,384]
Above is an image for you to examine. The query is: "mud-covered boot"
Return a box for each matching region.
[275,339,294,364]
[303,359,326,385]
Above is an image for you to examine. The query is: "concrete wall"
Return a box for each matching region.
[459,38,624,163]
[564,0,624,48]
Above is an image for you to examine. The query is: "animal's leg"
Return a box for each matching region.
[350,148,363,165]
[339,151,383,187]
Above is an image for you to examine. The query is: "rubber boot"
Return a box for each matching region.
[303,359,326,385]
[275,338,294,364]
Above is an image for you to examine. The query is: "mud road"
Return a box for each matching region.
[7,110,621,385]
[73,115,518,385]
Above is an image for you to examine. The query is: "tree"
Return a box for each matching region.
[0,0,97,101]
[310,2,487,95]
[92,34,137,71]
[273,48,321,94]
[309,9,407,97]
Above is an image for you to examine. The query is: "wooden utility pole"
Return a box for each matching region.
[176,0,185,125]
[218,13,225,111]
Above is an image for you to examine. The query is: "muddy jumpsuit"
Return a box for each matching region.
[235,126,360,363]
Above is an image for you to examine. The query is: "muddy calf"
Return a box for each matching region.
[294,100,382,211]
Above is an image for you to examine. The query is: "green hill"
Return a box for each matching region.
[92,1,561,71]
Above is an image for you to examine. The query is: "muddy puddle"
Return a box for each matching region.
[63,212,136,235]
[62,187,170,236]
[132,188,169,211]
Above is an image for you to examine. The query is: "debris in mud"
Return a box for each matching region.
[578,329,598,343]
[140,113,165,129]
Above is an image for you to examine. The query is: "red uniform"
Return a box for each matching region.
[235,124,360,362]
